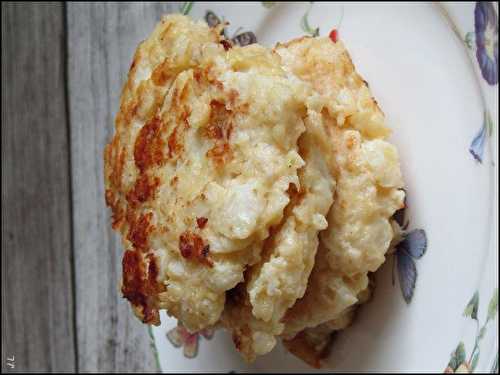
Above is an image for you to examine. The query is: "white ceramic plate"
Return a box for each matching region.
[150,2,499,372]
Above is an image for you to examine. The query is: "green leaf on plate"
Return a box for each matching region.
[448,342,466,371]
[478,326,487,340]
[464,291,479,320]
[147,325,161,372]
[491,353,498,374]
[261,2,276,8]
[485,110,494,136]
[471,350,480,372]
[300,3,319,37]
[464,32,475,49]
[487,288,498,321]
[180,2,194,15]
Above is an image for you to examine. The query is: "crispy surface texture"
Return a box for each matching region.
[104,15,313,331]
[222,103,337,360]
[221,37,404,362]
[105,16,406,367]
[276,36,405,363]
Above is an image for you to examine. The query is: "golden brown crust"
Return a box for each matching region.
[105,16,406,367]
[105,15,312,331]
[282,331,329,369]
[179,230,213,267]
[121,250,164,325]
[104,15,224,325]
[275,36,404,363]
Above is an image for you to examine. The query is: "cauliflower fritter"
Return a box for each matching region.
[222,104,337,360]
[282,127,404,338]
[276,36,404,360]
[283,282,372,368]
[275,37,390,139]
[104,15,312,331]
[105,15,406,368]
[222,36,404,363]
[247,107,336,325]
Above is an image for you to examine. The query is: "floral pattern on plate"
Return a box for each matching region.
[300,2,320,37]
[181,2,257,46]
[445,289,498,373]
[166,322,214,359]
[391,198,428,304]
[469,110,494,163]
[463,2,498,163]
[470,2,498,86]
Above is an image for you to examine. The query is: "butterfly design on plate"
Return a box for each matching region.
[391,194,428,304]
[204,10,257,47]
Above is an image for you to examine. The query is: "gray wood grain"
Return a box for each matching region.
[67,2,180,372]
[1,2,76,372]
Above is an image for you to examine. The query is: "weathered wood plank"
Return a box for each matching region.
[1,2,76,372]
[67,2,180,372]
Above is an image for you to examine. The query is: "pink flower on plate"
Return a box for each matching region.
[166,322,214,358]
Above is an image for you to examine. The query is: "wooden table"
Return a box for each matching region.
[2,2,183,372]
